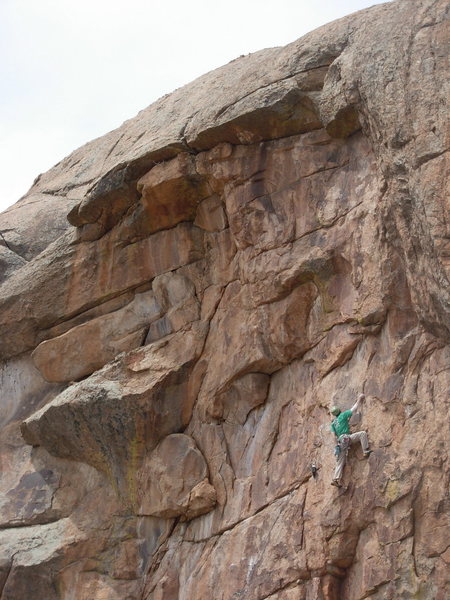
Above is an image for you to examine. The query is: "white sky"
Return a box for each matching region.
[0,0,389,213]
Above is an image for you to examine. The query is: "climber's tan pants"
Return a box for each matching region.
[333,431,369,482]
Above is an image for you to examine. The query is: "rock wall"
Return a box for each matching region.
[0,1,449,598]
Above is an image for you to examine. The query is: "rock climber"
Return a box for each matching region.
[330,393,371,487]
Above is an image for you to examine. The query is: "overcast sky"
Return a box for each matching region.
[0,0,389,213]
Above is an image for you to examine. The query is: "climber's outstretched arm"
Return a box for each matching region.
[350,393,365,414]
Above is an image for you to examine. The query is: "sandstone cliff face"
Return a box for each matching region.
[1,1,449,599]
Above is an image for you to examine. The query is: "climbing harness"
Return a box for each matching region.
[333,433,351,457]
[338,434,351,452]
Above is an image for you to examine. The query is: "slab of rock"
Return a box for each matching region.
[0,245,26,285]
[0,1,449,599]
[134,153,211,236]
[32,289,163,382]
[0,468,60,528]
[145,271,201,343]
[194,195,228,232]
[21,325,208,494]
[137,434,216,520]
[0,354,64,429]
[0,222,204,361]
[0,192,80,263]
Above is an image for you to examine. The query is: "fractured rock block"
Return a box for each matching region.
[0,469,60,528]
[146,272,200,344]
[210,372,270,422]
[113,153,211,240]
[0,192,79,261]
[21,326,208,494]
[179,487,308,599]
[304,324,362,377]
[198,280,318,418]
[0,353,64,429]
[145,297,200,344]
[66,222,204,319]
[32,290,163,382]
[0,245,26,284]
[137,434,216,520]
[152,271,197,311]
[194,195,228,232]
[187,83,322,150]
[0,517,94,600]
[0,222,204,362]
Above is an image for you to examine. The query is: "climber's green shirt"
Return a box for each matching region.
[331,410,353,437]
